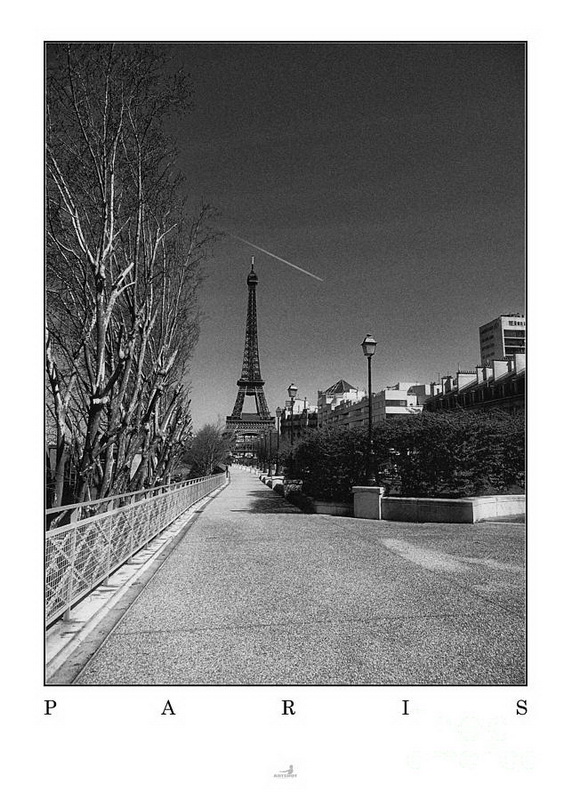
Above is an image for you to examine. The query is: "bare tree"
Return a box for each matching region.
[182,423,235,478]
[46,44,215,506]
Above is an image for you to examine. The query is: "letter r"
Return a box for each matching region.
[282,700,295,715]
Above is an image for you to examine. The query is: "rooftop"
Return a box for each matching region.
[323,379,357,395]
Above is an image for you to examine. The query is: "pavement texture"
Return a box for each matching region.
[75,468,526,686]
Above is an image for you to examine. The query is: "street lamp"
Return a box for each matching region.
[287,383,297,447]
[361,334,377,486]
[275,406,282,475]
[260,431,266,472]
[267,426,273,478]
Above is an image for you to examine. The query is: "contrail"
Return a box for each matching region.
[226,232,324,282]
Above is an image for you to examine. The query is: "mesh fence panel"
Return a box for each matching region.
[71,518,110,598]
[45,474,225,626]
[46,528,75,622]
[110,507,133,568]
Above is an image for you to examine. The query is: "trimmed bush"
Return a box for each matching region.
[285,410,524,502]
[286,427,369,503]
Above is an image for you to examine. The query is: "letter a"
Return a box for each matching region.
[161,700,176,715]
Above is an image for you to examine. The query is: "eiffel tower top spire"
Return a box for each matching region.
[247,255,258,287]
[226,259,274,433]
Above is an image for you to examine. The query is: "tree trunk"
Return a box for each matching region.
[50,435,68,508]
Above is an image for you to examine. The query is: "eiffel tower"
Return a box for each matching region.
[226,259,275,450]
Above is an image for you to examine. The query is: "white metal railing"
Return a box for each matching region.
[45,473,226,627]
[45,476,220,529]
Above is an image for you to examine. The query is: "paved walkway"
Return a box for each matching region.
[75,468,525,685]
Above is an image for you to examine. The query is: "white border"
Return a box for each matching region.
[4,2,568,795]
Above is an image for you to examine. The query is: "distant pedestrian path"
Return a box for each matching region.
[75,467,525,685]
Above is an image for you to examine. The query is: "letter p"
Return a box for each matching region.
[44,700,57,716]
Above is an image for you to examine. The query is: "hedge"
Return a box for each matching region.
[285,410,524,502]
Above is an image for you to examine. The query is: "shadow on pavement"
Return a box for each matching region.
[230,488,302,514]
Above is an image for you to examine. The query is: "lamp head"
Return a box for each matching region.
[361,334,377,358]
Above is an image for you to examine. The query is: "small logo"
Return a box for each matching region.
[274,764,297,778]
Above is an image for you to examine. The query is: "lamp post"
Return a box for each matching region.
[275,406,282,475]
[268,426,273,478]
[260,431,266,472]
[361,334,377,486]
[287,383,297,447]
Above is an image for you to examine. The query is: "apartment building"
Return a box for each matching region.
[423,354,525,413]
[479,314,526,364]
[317,380,365,425]
[318,381,439,429]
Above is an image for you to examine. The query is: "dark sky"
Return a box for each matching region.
[171,43,524,428]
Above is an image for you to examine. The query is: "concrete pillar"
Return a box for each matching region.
[352,486,385,519]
